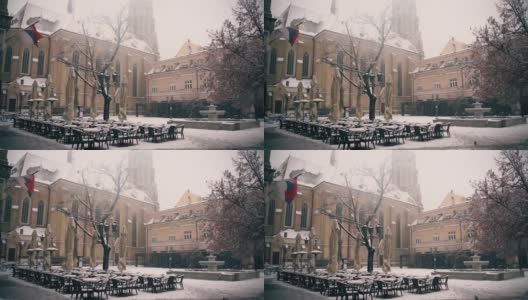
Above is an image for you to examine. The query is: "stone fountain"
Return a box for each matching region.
[463,254,489,272]
[199,254,225,271]
[199,104,226,121]
[465,101,491,119]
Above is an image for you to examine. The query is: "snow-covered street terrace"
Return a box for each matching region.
[265,267,528,300]
[264,115,528,150]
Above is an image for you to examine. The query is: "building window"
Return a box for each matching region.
[3,196,11,222]
[397,63,403,96]
[267,199,275,225]
[4,47,12,72]
[284,201,293,227]
[185,80,192,89]
[36,201,44,225]
[132,214,137,246]
[434,82,441,89]
[114,209,120,235]
[169,84,176,91]
[152,236,158,242]
[302,52,310,77]
[416,238,421,244]
[269,48,277,74]
[202,231,209,240]
[336,204,343,219]
[433,234,440,241]
[115,60,120,79]
[37,51,45,76]
[96,57,103,72]
[336,52,344,70]
[168,234,176,241]
[95,205,102,222]
[396,215,401,248]
[286,49,295,76]
[21,197,30,224]
[449,79,458,88]
[448,231,456,240]
[72,51,79,67]
[300,203,308,228]
[132,64,138,97]
[21,48,30,74]
[184,231,192,240]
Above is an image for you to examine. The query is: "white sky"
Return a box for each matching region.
[7,150,237,210]
[271,0,499,58]
[9,0,237,59]
[270,150,499,211]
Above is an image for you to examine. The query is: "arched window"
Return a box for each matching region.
[286,49,295,76]
[37,201,44,225]
[132,214,137,246]
[21,48,30,74]
[300,203,308,228]
[37,51,45,76]
[72,51,79,67]
[396,215,401,248]
[337,52,344,70]
[302,52,310,77]
[115,60,121,83]
[115,209,120,235]
[284,202,293,227]
[21,198,30,224]
[132,64,138,97]
[3,196,11,222]
[267,199,275,225]
[71,199,79,218]
[95,205,102,223]
[95,57,103,72]
[336,203,343,220]
[4,46,12,72]
[397,63,403,96]
[269,48,277,75]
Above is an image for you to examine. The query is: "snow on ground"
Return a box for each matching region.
[103,266,263,300]
[266,268,528,300]
[265,115,528,150]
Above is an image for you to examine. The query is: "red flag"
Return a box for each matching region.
[24,22,43,47]
[285,176,298,203]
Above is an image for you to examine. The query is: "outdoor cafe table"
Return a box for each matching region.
[82,277,101,283]
[348,127,368,133]
[83,128,101,133]
[114,276,132,281]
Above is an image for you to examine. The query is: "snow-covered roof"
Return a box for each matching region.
[275,155,420,207]
[278,229,310,241]
[16,76,47,88]
[281,78,312,91]
[10,2,156,55]
[10,153,155,205]
[14,226,46,238]
[440,38,469,56]
[275,4,419,53]
[175,189,203,207]
[175,39,205,58]
[438,190,468,208]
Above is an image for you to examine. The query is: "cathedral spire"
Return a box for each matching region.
[391,0,423,56]
[128,0,159,57]
[67,0,75,15]
[330,0,338,15]
[330,150,337,167]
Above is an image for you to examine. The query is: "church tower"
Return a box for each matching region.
[392,0,423,56]
[391,151,423,210]
[330,0,339,15]
[128,0,159,56]
[128,151,159,210]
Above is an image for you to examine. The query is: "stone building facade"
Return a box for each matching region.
[0,152,157,266]
[145,190,208,266]
[265,153,422,268]
[1,0,158,115]
[145,40,211,103]
[265,0,423,116]
[409,191,472,257]
[411,38,475,102]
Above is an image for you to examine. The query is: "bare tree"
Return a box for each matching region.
[470,0,528,116]
[318,160,392,272]
[321,7,392,120]
[56,159,129,271]
[56,7,128,121]
[469,150,528,275]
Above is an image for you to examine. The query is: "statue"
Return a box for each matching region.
[327,219,339,273]
[384,73,393,121]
